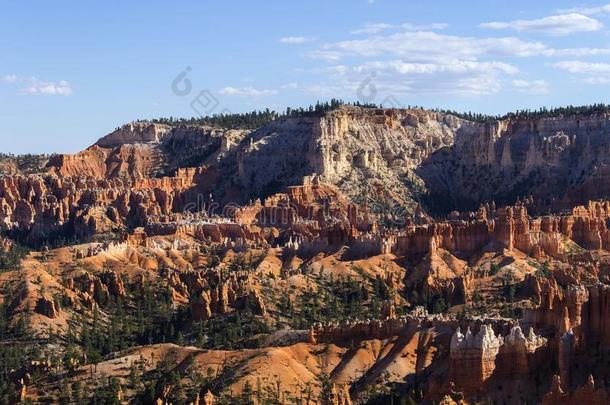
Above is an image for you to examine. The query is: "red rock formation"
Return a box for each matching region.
[191,291,212,321]
[98,270,126,298]
[523,277,589,333]
[331,384,352,405]
[448,325,503,395]
[494,326,547,378]
[180,268,265,321]
[35,295,60,318]
[543,375,610,405]
[0,167,208,241]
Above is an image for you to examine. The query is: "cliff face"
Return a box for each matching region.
[43,107,465,209]
[43,107,610,218]
[232,107,464,209]
[43,122,248,182]
[419,113,610,212]
[94,122,172,148]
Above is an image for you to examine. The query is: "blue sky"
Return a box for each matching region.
[2,1,610,153]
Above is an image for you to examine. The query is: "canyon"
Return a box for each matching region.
[2,105,610,404]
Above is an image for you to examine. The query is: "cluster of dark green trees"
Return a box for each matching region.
[147,100,610,130]
[278,271,395,330]
[4,225,91,251]
[200,305,271,350]
[148,99,377,129]
[436,103,610,123]
[405,287,449,314]
[67,280,190,363]
[0,299,32,405]
[0,243,28,273]
[0,262,434,404]
[0,277,194,403]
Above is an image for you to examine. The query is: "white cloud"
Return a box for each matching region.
[351,22,448,35]
[304,26,576,98]
[402,22,449,31]
[307,59,519,97]
[281,82,299,89]
[3,74,18,83]
[362,60,518,95]
[553,61,610,85]
[302,20,610,99]
[218,86,278,96]
[559,4,610,16]
[350,23,396,35]
[3,75,73,95]
[316,26,609,62]
[480,13,603,36]
[316,65,350,75]
[279,36,314,44]
[21,79,73,96]
[512,79,550,94]
[308,50,343,61]
[353,60,518,75]
[543,47,610,57]
[583,77,610,84]
[554,60,610,73]
[312,31,548,61]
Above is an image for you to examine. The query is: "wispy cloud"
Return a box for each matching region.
[281,82,299,89]
[554,60,610,73]
[480,13,603,36]
[402,22,449,31]
[279,36,314,44]
[350,22,448,35]
[512,79,550,95]
[542,47,610,57]
[305,59,519,98]
[22,80,73,96]
[558,4,610,16]
[583,77,610,84]
[305,25,564,98]
[3,74,18,83]
[3,74,73,96]
[312,26,609,62]
[353,60,518,76]
[218,86,278,96]
[350,23,395,35]
[554,60,610,84]
[312,31,548,61]
[303,11,610,100]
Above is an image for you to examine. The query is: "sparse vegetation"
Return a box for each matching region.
[0,153,51,175]
[0,243,28,272]
[436,103,610,123]
[150,99,363,129]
